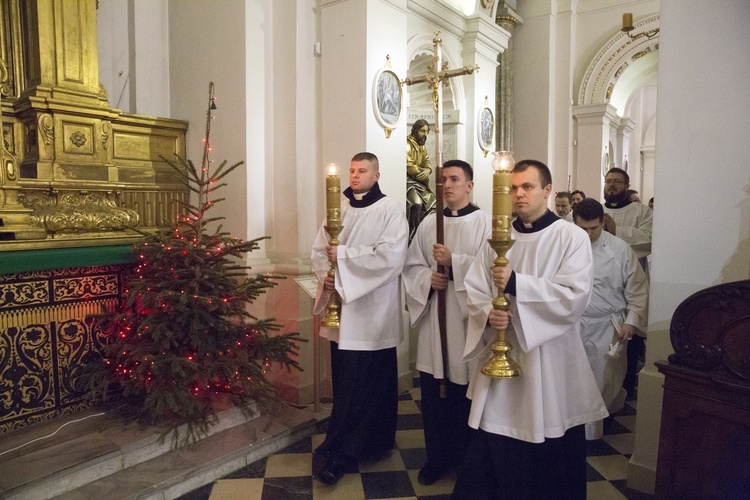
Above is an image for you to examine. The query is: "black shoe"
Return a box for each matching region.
[418,463,448,485]
[315,459,346,485]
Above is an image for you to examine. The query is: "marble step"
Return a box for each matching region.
[0,403,318,500]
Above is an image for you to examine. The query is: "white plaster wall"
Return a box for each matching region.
[133,0,170,118]
[513,1,554,164]
[552,3,576,192]
[247,0,271,260]
[629,0,750,492]
[96,0,131,111]
[168,0,248,243]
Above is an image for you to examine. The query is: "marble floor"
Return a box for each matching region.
[178,384,654,500]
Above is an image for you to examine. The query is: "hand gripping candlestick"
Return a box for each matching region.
[321,163,343,328]
[481,151,522,378]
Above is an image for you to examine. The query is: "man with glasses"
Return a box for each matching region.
[602,167,652,401]
[602,168,652,268]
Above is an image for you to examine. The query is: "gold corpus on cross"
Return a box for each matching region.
[402,31,478,397]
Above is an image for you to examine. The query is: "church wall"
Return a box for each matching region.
[168,0,249,244]
[551,3,576,192]
[96,0,131,112]
[512,1,554,169]
[133,1,171,118]
[629,0,750,493]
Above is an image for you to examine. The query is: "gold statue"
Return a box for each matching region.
[406,119,437,241]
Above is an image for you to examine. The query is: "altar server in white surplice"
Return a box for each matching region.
[403,160,491,486]
[574,198,648,440]
[602,167,653,267]
[602,167,652,400]
[452,160,607,500]
[311,152,408,486]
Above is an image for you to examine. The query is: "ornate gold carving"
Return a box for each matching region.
[24,190,140,234]
[2,123,13,154]
[606,83,614,100]
[38,113,54,146]
[496,14,520,32]
[0,56,11,97]
[69,130,87,148]
[633,48,651,60]
[1,3,188,250]
[101,121,112,150]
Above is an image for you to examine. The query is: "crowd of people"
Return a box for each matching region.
[311,152,653,498]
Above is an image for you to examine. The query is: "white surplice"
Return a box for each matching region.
[311,192,408,351]
[581,230,648,426]
[604,201,653,262]
[463,217,607,443]
[403,208,491,384]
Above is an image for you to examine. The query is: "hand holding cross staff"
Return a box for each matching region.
[402,31,478,398]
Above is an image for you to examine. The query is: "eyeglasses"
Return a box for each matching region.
[604,179,626,185]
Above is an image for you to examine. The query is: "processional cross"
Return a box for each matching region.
[402,32,478,397]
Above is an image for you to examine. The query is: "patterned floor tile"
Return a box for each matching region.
[179,383,653,500]
[209,478,264,500]
[361,470,415,498]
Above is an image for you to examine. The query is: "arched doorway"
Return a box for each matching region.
[573,15,660,202]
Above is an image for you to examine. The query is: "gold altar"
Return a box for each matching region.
[0,0,188,250]
[0,0,188,434]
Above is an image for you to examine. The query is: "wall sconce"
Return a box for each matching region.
[622,13,660,40]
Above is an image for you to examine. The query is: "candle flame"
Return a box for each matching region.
[326,163,340,176]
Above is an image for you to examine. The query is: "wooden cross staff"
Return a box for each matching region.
[403,32,478,398]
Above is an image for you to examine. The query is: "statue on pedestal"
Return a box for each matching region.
[406,119,436,241]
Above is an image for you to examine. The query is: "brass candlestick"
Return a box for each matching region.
[481,151,521,378]
[321,163,343,328]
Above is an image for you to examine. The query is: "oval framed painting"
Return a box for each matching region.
[372,68,403,132]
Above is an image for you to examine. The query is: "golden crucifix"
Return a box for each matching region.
[402,32,478,397]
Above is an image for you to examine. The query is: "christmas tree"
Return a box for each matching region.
[82,83,301,444]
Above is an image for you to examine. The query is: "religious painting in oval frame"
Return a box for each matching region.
[477,106,494,157]
[372,67,402,138]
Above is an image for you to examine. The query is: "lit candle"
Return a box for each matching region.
[493,170,513,241]
[491,151,515,241]
[622,13,633,31]
[325,163,341,217]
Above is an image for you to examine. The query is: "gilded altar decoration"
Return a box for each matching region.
[69,130,87,148]
[20,190,140,235]
[0,264,126,435]
[0,1,188,249]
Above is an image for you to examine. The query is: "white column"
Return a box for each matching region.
[629,0,750,494]
[616,118,635,171]
[461,14,510,211]
[572,103,618,201]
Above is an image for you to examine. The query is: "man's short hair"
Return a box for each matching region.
[351,152,379,170]
[572,197,604,222]
[513,160,552,188]
[571,189,586,198]
[605,167,629,184]
[555,191,572,202]
[443,159,473,181]
[411,119,430,137]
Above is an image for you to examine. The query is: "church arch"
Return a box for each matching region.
[577,15,660,107]
[575,15,660,199]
